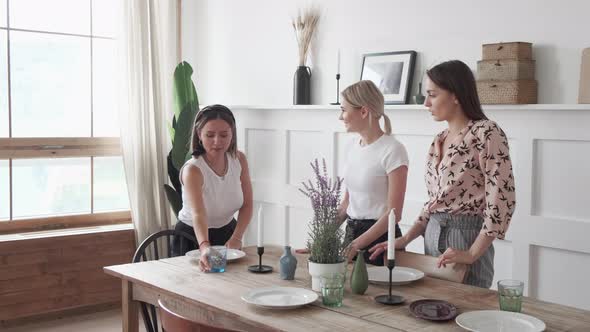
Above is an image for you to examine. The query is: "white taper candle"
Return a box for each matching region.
[387,208,396,260]
[284,218,289,247]
[337,49,341,74]
[257,206,263,247]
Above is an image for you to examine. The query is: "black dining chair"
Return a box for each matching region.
[133,229,198,332]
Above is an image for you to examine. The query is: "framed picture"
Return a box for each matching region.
[360,51,417,104]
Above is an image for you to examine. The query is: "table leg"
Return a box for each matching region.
[122,280,139,332]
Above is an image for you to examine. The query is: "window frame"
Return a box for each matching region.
[0,138,131,234]
[0,1,131,234]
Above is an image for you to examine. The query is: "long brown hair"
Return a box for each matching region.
[426,60,488,121]
[190,104,237,157]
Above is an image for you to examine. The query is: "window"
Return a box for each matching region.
[0,0,130,233]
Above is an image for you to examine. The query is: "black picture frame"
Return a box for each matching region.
[360,51,417,104]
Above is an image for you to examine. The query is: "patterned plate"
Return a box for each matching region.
[409,299,458,321]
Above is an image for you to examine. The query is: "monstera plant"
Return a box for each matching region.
[164,61,200,217]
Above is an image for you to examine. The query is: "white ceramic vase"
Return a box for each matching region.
[307,260,346,292]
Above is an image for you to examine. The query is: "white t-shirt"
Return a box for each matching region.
[343,134,409,220]
[177,154,244,228]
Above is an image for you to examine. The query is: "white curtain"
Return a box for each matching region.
[118,0,179,244]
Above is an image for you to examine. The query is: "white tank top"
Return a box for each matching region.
[177,153,244,229]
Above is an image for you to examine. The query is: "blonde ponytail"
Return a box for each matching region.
[382,113,392,135]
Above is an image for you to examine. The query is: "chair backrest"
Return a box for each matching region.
[396,250,467,284]
[158,299,237,332]
[133,229,197,332]
[133,229,197,263]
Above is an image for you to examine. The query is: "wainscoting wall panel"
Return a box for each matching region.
[246,129,283,183]
[532,139,590,222]
[287,207,313,250]
[530,245,590,310]
[395,134,434,203]
[288,130,331,186]
[233,104,590,310]
[335,132,355,178]
[491,239,514,289]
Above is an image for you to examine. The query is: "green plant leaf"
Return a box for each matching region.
[185,150,193,163]
[173,61,199,120]
[163,184,182,217]
[167,153,182,195]
[167,120,175,144]
[171,101,198,170]
[167,61,200,217]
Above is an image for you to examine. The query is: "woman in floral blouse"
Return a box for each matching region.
[369,60,516,288]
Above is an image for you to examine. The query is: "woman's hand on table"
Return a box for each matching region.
[225,237,242,250]
[345,241,361,262]
[367,236,408,261]
[437,248,475,268]
[368,241,388,261]
[198,244,211,272]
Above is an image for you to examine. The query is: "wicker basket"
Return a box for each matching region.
[477,59,535,80]
[482,42,532,60]
[477,79,537,104]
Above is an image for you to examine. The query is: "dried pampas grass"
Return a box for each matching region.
[292,7,320,67]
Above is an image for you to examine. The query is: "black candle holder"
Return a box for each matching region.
[248,246,273,273]
[374,258,405,305]
[330,73,341,105]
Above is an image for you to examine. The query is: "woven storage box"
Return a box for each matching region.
[477,59,535,80]
[477,79,537,104]
[482,42,532,60]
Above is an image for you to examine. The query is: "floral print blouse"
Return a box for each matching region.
[415,120,516,239]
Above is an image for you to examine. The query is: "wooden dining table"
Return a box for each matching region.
[104,245,590,332]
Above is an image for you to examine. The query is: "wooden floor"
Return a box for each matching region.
[3,309,147,332]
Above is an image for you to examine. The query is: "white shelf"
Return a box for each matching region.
[227,104,590,111]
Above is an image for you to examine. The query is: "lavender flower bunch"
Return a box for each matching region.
[299,159,350,264]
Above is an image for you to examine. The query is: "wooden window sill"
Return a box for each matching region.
[0,223,134,242]
[0,211,132,235]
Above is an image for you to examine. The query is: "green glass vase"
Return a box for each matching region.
[350,249,369,295]
[415,82,426,104]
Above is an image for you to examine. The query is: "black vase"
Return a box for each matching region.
[293,66,311,105]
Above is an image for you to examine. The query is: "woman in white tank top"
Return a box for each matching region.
[172,105,253,272]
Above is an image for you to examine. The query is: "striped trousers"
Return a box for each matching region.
[424,213,495,288]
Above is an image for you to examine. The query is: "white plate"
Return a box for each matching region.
[241,287,318,309]
[455,310,546,332]
[367,266,425,285]
[185,248,246,261]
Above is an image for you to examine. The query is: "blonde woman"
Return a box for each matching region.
[337,80,409,266]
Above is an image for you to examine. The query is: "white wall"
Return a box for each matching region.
[230,105,590,311]
[179,0,590,311]
[182,0,590,106]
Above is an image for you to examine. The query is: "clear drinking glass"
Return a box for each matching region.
[320,273,345,307]
[498,279,524,312]
[207,246,227,273]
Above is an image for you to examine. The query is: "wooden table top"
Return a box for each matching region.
[104,246,590,332]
